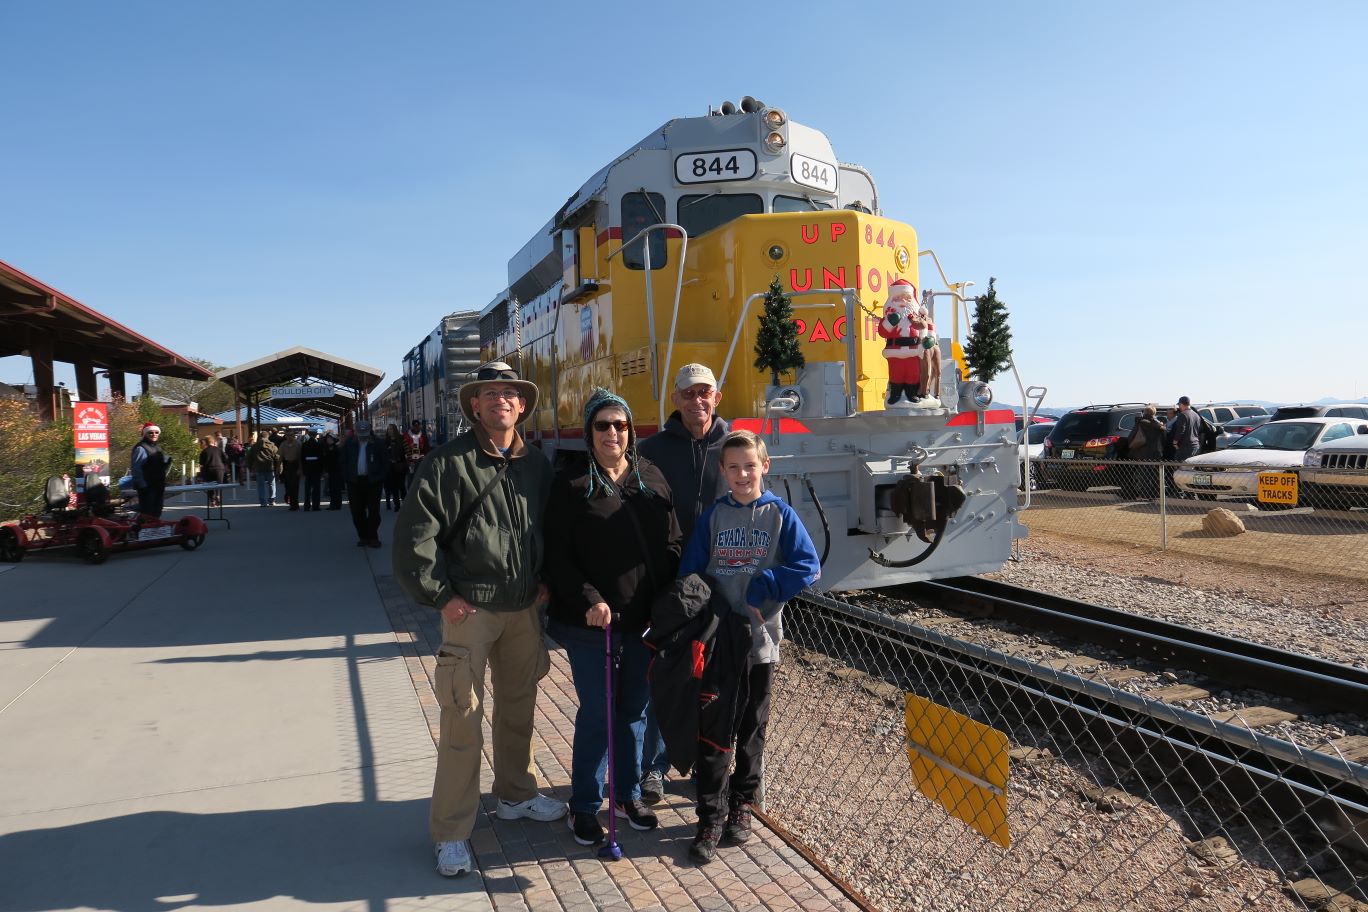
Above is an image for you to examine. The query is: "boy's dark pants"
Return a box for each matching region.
[695,662,774,825]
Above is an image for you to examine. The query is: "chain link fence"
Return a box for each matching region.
[1020,457,1368,581]
[760,591,1368,912]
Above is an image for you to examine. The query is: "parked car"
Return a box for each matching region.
[1269,403,1368,422]
[1173,418,1368,505]
[1214,413,1272,449]
[1018,421,1056,490]
[1040,404,1148,491]
[1014,413,1056,432]
[1302,433,1368,508]
[1195,403,1268,426]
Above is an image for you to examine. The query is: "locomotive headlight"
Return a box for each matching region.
[764,131,786,153]
[767,244,785,262]
[763,108,787,128]
[958,380,993,411]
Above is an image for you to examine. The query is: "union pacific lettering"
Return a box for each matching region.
[789,265,901,296]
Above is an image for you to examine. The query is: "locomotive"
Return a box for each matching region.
[473,97,1026,590]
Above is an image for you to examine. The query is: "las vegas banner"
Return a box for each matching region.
[73,402,110,492]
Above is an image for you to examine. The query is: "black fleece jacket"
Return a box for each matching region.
[545,458,682,635]
[637,413,731,543]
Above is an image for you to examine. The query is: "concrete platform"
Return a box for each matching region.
[0,496,860,911]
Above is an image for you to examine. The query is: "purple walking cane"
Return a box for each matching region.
[599,615,624,860]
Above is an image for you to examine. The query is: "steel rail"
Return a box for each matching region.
[794,590,1368,802]
[905,577,1368,711]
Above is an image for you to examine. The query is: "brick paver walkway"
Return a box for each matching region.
[376,575,864,912]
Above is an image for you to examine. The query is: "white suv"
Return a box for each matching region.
[1303,433,1368,508]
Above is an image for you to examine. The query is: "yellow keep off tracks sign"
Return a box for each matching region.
[904,693,1011,848]
[1257,471,1298,505]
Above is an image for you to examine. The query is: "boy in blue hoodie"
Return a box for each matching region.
[677,430,820,864]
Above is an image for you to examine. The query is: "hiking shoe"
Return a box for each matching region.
[639,770,665,805]
[434,840,472,877]
[613,799,659,831]
[688,822,723,865]
[721,802,753,846]
[568,811,604,846]
[496,793,567,822]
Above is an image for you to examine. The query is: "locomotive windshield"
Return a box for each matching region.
[678,193,762,237]
[622,191,667,270]
[773,194,833,213]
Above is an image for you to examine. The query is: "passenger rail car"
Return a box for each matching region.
[400,310,482,445]
[476,98,1025,590]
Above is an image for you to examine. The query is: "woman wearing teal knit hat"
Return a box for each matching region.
[545,388,682,846]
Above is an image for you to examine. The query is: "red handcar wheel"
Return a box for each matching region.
[0,528,23,562]
[77,529,108,564]
[180,534,205,551]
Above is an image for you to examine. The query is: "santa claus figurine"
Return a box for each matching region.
[878,278,939,405]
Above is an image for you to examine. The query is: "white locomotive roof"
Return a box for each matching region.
[498,107,858,314]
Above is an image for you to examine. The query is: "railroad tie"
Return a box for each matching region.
[1208,706,1299,728]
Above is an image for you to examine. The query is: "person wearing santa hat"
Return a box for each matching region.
[130,422,171,518]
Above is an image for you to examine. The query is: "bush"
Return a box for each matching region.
[0,398,199,521]
[0,401,74,520]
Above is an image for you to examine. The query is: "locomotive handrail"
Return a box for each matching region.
[605,221,688,428]
[718,288,860,416]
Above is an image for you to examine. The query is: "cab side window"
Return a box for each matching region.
[621,192,667,270]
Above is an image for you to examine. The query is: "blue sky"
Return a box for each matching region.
[3,1,1365,409]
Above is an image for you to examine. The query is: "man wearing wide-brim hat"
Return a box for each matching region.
[392,360,562,878]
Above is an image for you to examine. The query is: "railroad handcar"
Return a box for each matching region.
[476,97,1025,589]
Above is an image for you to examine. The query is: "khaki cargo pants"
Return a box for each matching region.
[429,602,550,842]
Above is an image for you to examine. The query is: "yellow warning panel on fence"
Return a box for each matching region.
[904,693,1011,848]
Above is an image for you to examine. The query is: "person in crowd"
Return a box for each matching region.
[391,361,561,879]
[405,418,430,480]
[198,435,227,506]
[545,389,682,847]
[383,423,409,510]
[300,428,326,511]
[130,422,170,519]
[678,430,820,864]
[1124,405,1167,500]
[1162,407,1179,461]
[1167,397,1206,463]
[323,432,344,510]
[247,431,281,507]
[342,421,388,546]
[634,362,730,804]
[226,435,245,485]
[269,428,284,447]
[278,429,303,511]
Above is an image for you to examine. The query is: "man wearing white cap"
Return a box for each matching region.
[392,361,561,878]
[635,362,731,803]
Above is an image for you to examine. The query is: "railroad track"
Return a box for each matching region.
[788,586,1368,906]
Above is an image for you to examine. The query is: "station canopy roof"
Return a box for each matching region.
[199,405,328,428]
[215,347,384,397]
[0,258,212,380]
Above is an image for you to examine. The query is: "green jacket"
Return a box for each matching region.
[391,425,552,613]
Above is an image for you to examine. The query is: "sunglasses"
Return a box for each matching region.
[593,419,629,433]
[476,366,518,381]
[678,387,714,400]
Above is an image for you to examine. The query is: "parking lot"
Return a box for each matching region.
[1019,464,1368,582]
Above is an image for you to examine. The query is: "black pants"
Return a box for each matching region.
[281,462,300,507]
[384,468,407,508]
[303,470,322,510]
[136,484,165,518]
[348,478,382,541]
[695,662,774,825]
[327,471,343,509]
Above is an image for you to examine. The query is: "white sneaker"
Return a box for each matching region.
[495,793,567,822]
[434,840,473,877]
